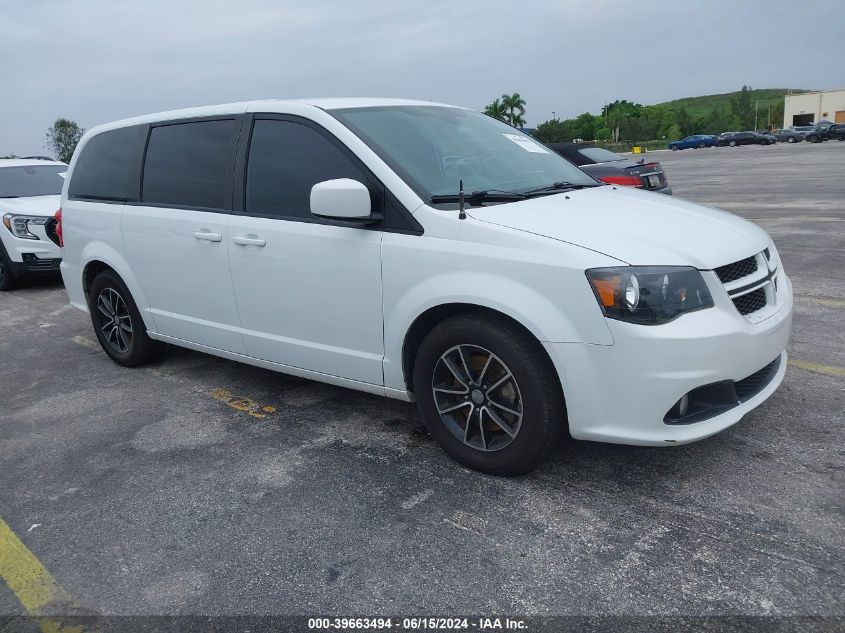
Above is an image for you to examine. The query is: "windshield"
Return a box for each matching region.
[329,106,596,202]
[0,165,66,198]
[577,147,625,163]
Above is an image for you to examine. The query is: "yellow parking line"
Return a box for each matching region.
[794,296,845,309]
[788,359,845,378]
[209,388,277,419]
[0,518,91,632]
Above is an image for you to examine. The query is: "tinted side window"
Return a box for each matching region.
[68,126,144,201]
[142,120,235,209]
[245,120,370,219]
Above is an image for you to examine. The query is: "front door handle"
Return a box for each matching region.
[232,235,266,247]
[194,230,222,242]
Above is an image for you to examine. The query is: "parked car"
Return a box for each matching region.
[755,131,777,144]
[716,131,773,147]
[546,142,671,195]
[667,135,716,150]
[801,125,831,143]
[827,123,845,140]
[57,99,792,475]
[770,129,804,143]
[787,125,822,142]
[0,158,66,290]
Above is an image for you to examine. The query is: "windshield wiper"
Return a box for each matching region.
[430,189,527,204]
[521,182,601,196]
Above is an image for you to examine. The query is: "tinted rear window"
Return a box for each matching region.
[0,165,67,198]
[142,120,236,209]
[577,147,624,164]
[68,126,144,201]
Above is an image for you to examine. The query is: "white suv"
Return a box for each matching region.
[0,158,66,290]
[58,99,792,474]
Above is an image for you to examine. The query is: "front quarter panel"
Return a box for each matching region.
[382,207,620,392]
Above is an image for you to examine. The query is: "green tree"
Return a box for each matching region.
[602,100,642,141]
[45,118,84,163]
[730,85,756,130]
[703,106,738,134]
[534,118,576,143]
[500,93,527,128]
[483,98,508,122]
[658,109,680,139]
[677,107,693,137]
[572,112,600,140]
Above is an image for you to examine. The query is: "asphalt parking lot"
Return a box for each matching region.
[1,142,843,624]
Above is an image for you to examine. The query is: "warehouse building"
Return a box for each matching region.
[784,89,845,126]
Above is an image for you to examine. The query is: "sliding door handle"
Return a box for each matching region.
[232,235,266,247]
[194,230,222,242]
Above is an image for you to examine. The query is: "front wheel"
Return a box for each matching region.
[787,136,795,143]
[88,270,164,366]
[729,140,737,147]
[697,142,705,148]
[670,145,678,151]
[413,313,565,475]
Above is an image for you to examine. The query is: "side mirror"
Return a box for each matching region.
[310,178,375,222]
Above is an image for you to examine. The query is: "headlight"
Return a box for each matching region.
[2,213,48,241]
[586,266,714,325]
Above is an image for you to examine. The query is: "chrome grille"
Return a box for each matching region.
[715,256,758,284]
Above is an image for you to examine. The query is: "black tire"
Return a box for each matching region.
[697,142,705,148]
[787,136,795,143]
[670,145,678,151]
[413,313,565,475]
[0,242,19,291]
[729,140,737,147]
[88,269,163,367]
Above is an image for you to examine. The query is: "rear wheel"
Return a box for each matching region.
[413,313,565,475]
[787,136,796,143]
[697,142,705,148]
[670,145,678,151]
[0,242,19,291]
[88,270,164,366]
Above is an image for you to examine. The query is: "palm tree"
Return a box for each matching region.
[501,93,526,128]
[483,98,508,122]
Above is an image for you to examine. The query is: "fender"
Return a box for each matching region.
[383,270,613,393]
[80,240,159,333]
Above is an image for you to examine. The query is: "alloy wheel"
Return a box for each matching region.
[431,344,523,452]
[96,288,133,353]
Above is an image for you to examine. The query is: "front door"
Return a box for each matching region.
[227,116,384,385]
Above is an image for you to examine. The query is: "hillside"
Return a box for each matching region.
[655,88,811,118]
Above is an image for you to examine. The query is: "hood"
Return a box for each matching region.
[0,195,61,218]
[466,186,769,269]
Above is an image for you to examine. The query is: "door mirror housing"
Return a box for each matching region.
[310,179,374,222]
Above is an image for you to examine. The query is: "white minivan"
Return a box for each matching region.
[58,99,792,474]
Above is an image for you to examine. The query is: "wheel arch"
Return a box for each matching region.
[79,243,158,332]
[400,302,563,399]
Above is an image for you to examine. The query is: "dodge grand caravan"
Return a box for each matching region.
[58,99,792,474]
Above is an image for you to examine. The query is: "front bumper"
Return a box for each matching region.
[1,226,62,278]
[544,273,793,446]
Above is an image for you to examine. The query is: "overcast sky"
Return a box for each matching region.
[2,0,842,156]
